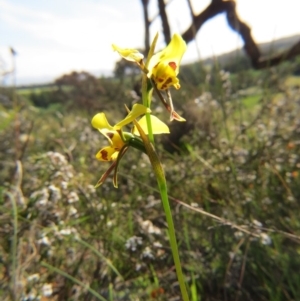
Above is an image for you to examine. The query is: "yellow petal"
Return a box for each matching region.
[100,130,125,150]
[95,146,118,161]
[133,115,170,135]
[148,34,186,90]
[91,113,113,130]
[112,44,144,63]
[148,34,186,76]
[114,104,151,129]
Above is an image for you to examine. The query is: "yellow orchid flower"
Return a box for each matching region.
[112,34,186,90]
[94,127,125,162]
[91,104,149,162]
[91,104,169,187]
[148,34,187,90]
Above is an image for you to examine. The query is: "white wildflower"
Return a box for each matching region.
[260,233,272,246]
[68,206,78,217]
[38,236,51,247]
[59,228,72,236]
[141,246,155,260]
[42,283,53,297]
[125,236,143,252]
[153,241,163,248]
[48,184,61,203]
[252,220,263,228]
[27,273,40,282]
[139,220,161,235]
[67,191,79,204]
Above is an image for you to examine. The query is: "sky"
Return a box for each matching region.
[1,0,300,85]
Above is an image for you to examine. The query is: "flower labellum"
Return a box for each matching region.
[148,34,187,90]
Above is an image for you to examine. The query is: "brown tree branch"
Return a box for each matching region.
[182,0,300,69]
[185,0,196,38]
[157,0,171,44]
[181,0,236,44]
[140,0,151,53]
[225,1,261,64]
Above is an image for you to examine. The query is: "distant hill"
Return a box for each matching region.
[178,34,300,87]
[16,69,113,88]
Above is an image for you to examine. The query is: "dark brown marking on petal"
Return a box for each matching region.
[158,78,164,83]
[169,62,177,70]
[107,132,114,139]
[161,77,173,89]
[165,77,173,85]
[100,149,109,161]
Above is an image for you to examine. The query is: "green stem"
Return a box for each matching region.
[142,73,154,143]
[157,175,190,301]
[138,32,189,299]
[142,32,159,144]
[133,120,189,301]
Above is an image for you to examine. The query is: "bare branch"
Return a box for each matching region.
[182,0,300,69]
[140,0,151,53]
[181,0,235,44]
[225,1,261,64]
[157,0,171,44]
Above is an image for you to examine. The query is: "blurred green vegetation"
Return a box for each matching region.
[1,54,300,301]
